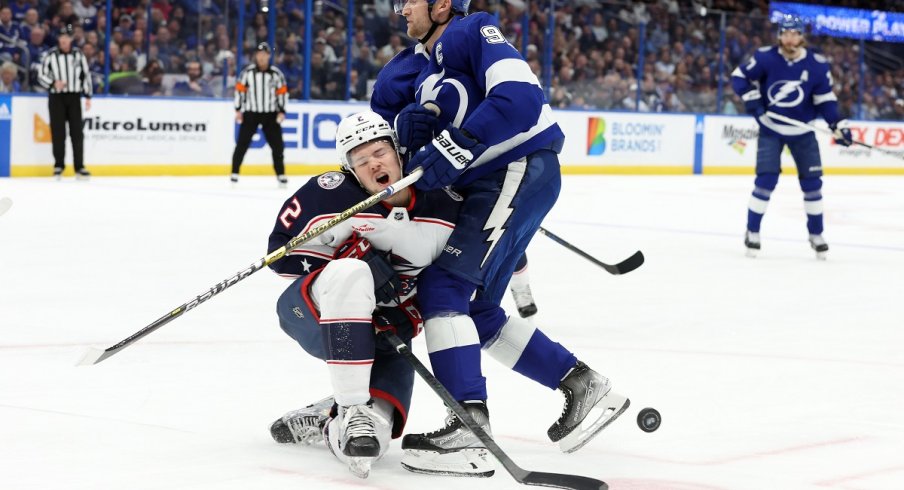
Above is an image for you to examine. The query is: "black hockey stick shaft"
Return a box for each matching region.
[382,332,607,490]
[538,226,644,275]
[81,169,424,366]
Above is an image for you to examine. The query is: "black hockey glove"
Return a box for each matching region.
[333,233,402,305]
[373,300,423,344]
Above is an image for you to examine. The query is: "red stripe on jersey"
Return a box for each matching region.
[412,217,455,229]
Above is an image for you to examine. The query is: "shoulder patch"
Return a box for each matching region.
[813,53,828,63]
[317,171,346,190]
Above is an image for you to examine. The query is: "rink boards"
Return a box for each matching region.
[1,94,903,177]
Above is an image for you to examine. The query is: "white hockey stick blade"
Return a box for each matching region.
[0,197,12,217]
[77,347,107,366]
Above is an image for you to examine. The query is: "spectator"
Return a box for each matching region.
[172,60,213,97]
[0,7,20,59]
[0,61,22,92]
[18,8,39,42]
[142,59,165,95]
[73,0,98,21]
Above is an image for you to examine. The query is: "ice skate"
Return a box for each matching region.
[336,402,384,479]
[401,400,494,477]
[277,174,288,189]
[53,167,63,181]
[809,234,828,261]
[75,169,91,181]
[230,173,239,185]
[510,283,538,318]
[548,361,630,453]
[744,231,761,258]
[269,396,334,445]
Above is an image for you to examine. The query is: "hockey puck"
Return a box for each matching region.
[637,407,661,432]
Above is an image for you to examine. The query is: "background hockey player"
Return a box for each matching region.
[731,14,853,260]
[390,0,630,475]
[370,37,539,318]
[266,111,458,478]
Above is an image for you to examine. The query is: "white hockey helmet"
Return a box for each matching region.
[336,111,401,176]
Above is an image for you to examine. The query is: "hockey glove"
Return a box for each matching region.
[404,125,487,191]
[829,120,853,147]
[743,97,766,119]
[373,301,423,344]
[333,233,402,305]
[395,102,442,154]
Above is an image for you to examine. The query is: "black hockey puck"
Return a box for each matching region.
[637,407,661,432]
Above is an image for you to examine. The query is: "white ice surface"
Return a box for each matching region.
[1,175,903,490]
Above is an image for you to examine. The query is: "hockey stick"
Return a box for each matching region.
[765,111,904,160]
[538,227,644,275]
[382,331,608,490]
[0,197,12,217]
[79,168,424,366]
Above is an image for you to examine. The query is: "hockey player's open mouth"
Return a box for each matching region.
[376,173,390,185]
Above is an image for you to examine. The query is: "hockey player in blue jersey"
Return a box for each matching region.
[390,0,629,476]
[371,41,539,318]
[266,111,460,478]
[732,15,853,260]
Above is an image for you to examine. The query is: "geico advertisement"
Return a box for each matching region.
[9,96,367,166]
[703,115,904,169]
[555,110,696,167]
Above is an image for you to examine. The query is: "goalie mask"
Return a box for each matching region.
[336,111,402,185]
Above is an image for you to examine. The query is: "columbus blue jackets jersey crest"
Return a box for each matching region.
[732,46,840,138]
[413,13,564,185]
[268,172,460,305]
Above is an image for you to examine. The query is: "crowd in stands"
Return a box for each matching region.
[0,0,901,121]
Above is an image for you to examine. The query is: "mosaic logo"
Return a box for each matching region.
[587,117,606,155]
[722,125,758,155]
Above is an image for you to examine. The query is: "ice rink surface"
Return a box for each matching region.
[1,174,902,490]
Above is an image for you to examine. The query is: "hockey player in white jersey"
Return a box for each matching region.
[266,111,460,478]
[732,15,853,259]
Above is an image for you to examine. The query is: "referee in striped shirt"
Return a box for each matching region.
[39,24,92,180]
[232,42,288,186]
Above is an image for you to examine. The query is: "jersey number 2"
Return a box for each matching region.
[280,197,302,229]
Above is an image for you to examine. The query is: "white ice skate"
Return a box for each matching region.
[324,402,390,479]
[548,361,630,453]
[269,396,334,445]
[510,283,538,318]
[809,234,828,260]
[744,231,761,258]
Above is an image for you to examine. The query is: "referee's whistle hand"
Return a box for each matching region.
[277,113,285,124]
[235,111,243,123]
[84,99,91,112]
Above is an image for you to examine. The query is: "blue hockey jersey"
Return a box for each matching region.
[413,13,564,185]
[267,171,461,305]
[732,46,841,138]
[370,44,430,125]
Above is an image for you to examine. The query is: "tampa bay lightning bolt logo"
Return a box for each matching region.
[418,68,469,128]
[767,71,808,108]
[435,42,443,65]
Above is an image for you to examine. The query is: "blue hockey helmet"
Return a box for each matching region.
[778,14,804,34]
[394,0,470,16]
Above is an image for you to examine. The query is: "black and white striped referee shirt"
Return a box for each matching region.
[38,46,92,97]
[234,64,288,113]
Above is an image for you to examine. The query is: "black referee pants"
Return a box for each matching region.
[231,112,285,175]
[48,93,85,171]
